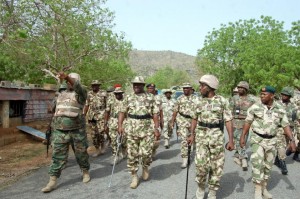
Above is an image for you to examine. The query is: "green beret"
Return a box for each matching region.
[261,86,276,94]
[146,83,156,88]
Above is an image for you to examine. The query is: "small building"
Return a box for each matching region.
[0,81,57,128]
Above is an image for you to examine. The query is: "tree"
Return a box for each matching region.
[0,0,133,84]
[196,16,299,95]
[145,66,191,89]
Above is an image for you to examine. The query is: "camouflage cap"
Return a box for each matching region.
[237,81,249,90]
[114,87,124,93]
[68,73,80,82]
[261,86,276,94]
[91,80,101,85]
[233,87,238,92]
[182,82,192,88]
[107,86,114,92]
[163,89,173,94]
[199,74,219,89]
[281,87,294,97]
[131,76,145,84]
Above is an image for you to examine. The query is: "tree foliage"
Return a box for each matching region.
[145,66,192,89]
[0,0,133,86]
[196,16,300,95]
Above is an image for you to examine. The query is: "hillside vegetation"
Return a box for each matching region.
[128,50,202,83]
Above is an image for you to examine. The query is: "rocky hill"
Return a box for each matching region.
[128,50,202,82]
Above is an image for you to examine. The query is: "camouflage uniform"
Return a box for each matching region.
[120,92,159,172]
[245,101,289,183]
[276,100,297,160]
[161,93,176,141]
[173,92,198,158]
[191,95,233,191]
[49,80,89,177]
[86,89,107,149]
[152,94,163,156]
[105,89,126,158]
[229,94,256,160]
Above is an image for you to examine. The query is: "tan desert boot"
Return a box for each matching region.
[41,176,57,193]
[82,170,91,183]
[130,172,139,189]
[142,167,149,181]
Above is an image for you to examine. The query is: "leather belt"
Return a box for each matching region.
[198,121,220,128]
[128,113,152,120]
[179,112,192,119]
[253,131,275,139]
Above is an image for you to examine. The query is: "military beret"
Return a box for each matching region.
[146,83,156,88]
[261,86,276,94]
[114,84,122,88]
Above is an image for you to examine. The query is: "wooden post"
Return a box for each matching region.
[1,100,9,128]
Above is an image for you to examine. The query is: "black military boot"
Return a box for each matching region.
[279,160,288,175]
[274,155,280,168]
[286,149,292,156]
[293,151,300,162]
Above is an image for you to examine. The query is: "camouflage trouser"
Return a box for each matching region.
[90,119,105,148]
[177,124,190,158]
[108,117,127,156]
[250,134,276,184]
[195,128,225,191]
[49,128,90,177]
[233,128,248,159]
[275,128,287,160]
[127,135,154,172]
[163,116,173,140]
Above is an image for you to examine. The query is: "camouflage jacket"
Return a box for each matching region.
[86,90,107,120]
[277,100,297,128]
[191,95,233,125]
[105,95,124,118]
[229,94,257,129]
[173,94,198,127]
[120,92,159,116]
[161,96,176,120]
[51,80,87,130]
[245,101,289,137]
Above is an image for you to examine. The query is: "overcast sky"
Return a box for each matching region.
[106,0,300,56]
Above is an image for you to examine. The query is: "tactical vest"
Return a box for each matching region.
[54,91,83,118]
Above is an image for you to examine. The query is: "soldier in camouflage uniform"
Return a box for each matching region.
[187,74,234,199]
[274,87,297,174]
[84,80,107,157]
[42,72,90,193]
[146,83,163,159]
[170,82,198,169]
[161,89,176,149]
[118,76,160,189]
[229,81,256,171]
[104,87,126,165]
[240,86,296,199]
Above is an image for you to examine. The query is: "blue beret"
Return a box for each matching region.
[261,86,276,94]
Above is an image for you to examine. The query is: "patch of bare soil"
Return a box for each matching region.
[0,139,51,189]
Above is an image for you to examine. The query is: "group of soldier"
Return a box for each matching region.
[41,71,300,199]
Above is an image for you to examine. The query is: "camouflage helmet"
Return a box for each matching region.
[113,87,124,93]
[91,80,101,85]
[199,74,219,89]
[59,83,67,90]
[131,76,145,84]
[281,87,294,97]
[68,73,80,82]
[237,81,249,90]
[182,82,192,88]
[107,86,114,92]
